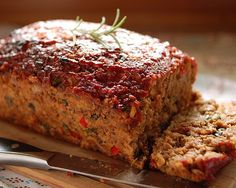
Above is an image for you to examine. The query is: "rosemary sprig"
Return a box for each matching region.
[71,9,127,49]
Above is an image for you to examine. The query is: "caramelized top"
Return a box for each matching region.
[0,20,195,111]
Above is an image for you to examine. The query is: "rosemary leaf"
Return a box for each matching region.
[71,9,126,49]
[112,8,120,27]
[92,16,106,32]
[100,16,127,36]
[109,34,122,49]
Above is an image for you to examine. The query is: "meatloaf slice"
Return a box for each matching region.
[150,95,236,181]
[0,20,197,168]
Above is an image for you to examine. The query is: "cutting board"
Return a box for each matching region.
[0,120,235,188]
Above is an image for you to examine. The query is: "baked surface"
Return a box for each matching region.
[150,95,236,181]
[0,20,197,168]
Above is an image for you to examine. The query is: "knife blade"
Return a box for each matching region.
[0,137,204,188]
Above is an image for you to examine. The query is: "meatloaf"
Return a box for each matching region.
[0,20,197,168]
[150,94,236,181]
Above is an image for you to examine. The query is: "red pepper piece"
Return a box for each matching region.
[111,146,120,156]
[66,172,74,176]
[70,131,81,140]
[133,100,141,108]
[180,64,187,76]
[79,117,88,128]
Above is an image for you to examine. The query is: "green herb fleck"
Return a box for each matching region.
[42,123,51,133]
[62,123,70,134]
[59,57,70,63]
[86,127,97,135]
[4,96,13,107]
[51,77,62,87]
[15,40,26,50]
[59,99,69,106]
[205,114,221,121]
[214,128,225,137]
[205,114,212,120]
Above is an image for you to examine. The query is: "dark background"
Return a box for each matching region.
[0,0,236,33]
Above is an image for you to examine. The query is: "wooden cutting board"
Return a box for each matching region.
[0,120,235,188]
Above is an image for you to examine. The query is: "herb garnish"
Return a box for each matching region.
[71,9,127,49]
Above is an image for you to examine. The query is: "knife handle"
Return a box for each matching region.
[0,151,52,170]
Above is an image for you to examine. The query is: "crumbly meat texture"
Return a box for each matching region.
[150,96,236,181]
[0,20,197,168]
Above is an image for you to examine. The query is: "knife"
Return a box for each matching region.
[0,137,204,188]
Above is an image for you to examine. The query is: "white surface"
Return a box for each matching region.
[195,74,236,102]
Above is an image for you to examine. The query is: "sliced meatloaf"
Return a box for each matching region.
[0,20,197,168]
[150,95,236,181]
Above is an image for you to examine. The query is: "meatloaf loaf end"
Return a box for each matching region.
[0,20,197,168]
[150,95,236,181]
